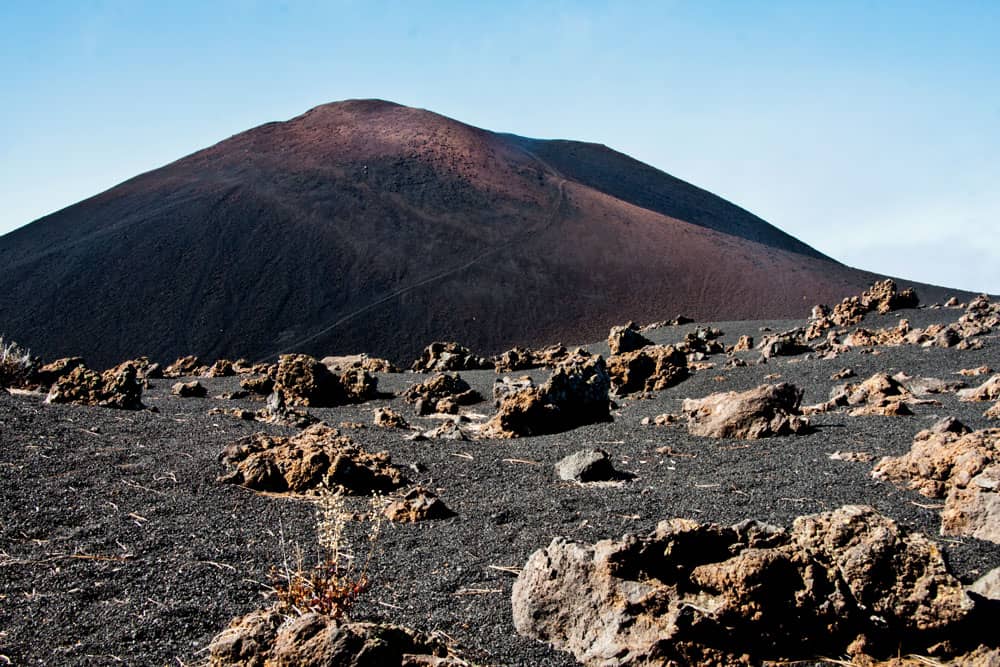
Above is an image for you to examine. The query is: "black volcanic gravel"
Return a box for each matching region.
[1,306,999,666]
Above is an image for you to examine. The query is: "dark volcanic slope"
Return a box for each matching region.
[0,100,962,367]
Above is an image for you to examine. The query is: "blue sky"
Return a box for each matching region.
[2,1,998,293]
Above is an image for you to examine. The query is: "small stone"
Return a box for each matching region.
[172,380,207,398]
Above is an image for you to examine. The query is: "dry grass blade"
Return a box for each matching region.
[453,588,503,595]
[501,458,540,465]
[487,565,522,575]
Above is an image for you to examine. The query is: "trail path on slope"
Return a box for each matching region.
[262,154,567,361]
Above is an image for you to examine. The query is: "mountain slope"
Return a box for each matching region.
[0,99,956,367]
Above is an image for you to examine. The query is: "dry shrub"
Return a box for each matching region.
[0,336,35,388]
[270,489,386,618]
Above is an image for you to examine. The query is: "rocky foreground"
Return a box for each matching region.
[1,282,1000,666]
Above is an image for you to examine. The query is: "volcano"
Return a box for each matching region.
[0,100,954,367]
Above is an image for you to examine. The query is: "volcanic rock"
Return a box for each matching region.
[960,366,993,377]
[384,486,454,522]
[35,357,85,386]
[757,328,811,359]
[217,423,404,494]
[958,375,1000,402]
[493,344,575,372]
[241,374,275,397]
[401,373,482,415]
[483,354,611,438]
[45,362,144,410]
[808,373,920,416]
[730,335,753,352]
[607,322,652,355]
[207,359,237,377]
[163,355,205,378]
[411,342,490,372]
[373,407,410,429]
[171,380,207,398]
[986,403,1000,420]
[492,375,536,404]
[606,345,689,395]
[273,354,378,407]
[554,449,617,483]
[681,383,808,439]
[255,391,319,428]
[512,505,970,666]
[208,608,468,666]
[322,354,399,374]
[873,427,1000,543]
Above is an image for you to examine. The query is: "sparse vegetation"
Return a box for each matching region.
[0,335,35,389]
[269,489,386,618]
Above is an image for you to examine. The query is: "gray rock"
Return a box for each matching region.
[555,449,615,482]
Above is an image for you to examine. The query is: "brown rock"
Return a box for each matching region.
[35,357,85,386]
[986,403,1000,420]
[321,354,399,374]
[273,354,378,407]
[682,383,809,439]
[172,380,207,398]
[512,505,970,666]
[373,407,410,429]
[731,335,754,352]
[606,345,689,395]
[217,423,405,494]
[873,427,1000,543]
[207,359,237,377]
[208,608,468,666]
[493,343,574,372]
[958,366,992,377]
[45,362,144,410]
[254,391,319,428]
[411,341,490,372]
[240,374,275,396]
[384,486,453,522]
[163,355,205,378]
[607,322,652,355]
[401,373,482,415]
[483,354,611,438]
[757,328,811,359]
[831,367,855,380]
[958,375,1000,402]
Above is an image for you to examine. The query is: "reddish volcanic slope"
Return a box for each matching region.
[0,100,958,366]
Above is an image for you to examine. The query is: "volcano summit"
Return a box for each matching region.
[0,100,949,366]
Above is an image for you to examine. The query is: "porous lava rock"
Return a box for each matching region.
[483,354,611,438]
[401,373,482,415]
[958,375,1000,403]
[34,357,85,386]
[255,391,319,428]
[493,343,574,372]
[241,374,276,397]
[806,373,919,417]
[373,407,410,429]
[321,354,399,374]
[384,486,454,522]
[807,280,919,339]
[208,608,468,666]
[606,345,689,396]
[607,322,652,355]
[757,328,812,359]
[273,354,378,407]
[555,449,617,483]
[163,355,206,378]
[171,380,207,398]
[207,359,237,377]
[873,427,1000,543]
[986,403,1000,420]
[511,505,971,666]
[730,335,753,352]
[45,362,144,410]
[217,423,405,494]
[681,383,808,439]
[676,327,725,360]
[411,342,490,372]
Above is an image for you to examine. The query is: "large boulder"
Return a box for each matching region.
[45,362,144,410]
[410,342,490,372]
[273,354,378,407]
[606,345,689,395]
[484,353,611,438]
[512,506,971,666]
[208,609,468,666]
[873,427,1000,543]
[217,424,405,494]
[682,383,809,439]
